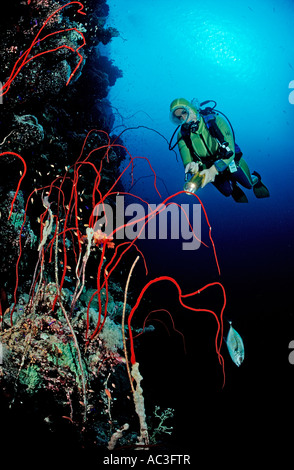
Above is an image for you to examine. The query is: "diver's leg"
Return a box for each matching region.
[231,158,253,189]
[251,171,270,198]
[213,173,248,202]
[231,158,270,198]
[212,174,233,197]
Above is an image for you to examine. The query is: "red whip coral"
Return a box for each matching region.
[0,1,86,99]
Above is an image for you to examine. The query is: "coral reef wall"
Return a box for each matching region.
[0,0,146,461]
[0,0,123,289]
[0,2,227,460]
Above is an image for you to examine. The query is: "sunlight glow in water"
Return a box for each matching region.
[104,0,294,214]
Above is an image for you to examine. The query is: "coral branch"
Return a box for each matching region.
[122,256,140,395]
[128,276,226,386]
[131,362,149,447]
[0,2,86,98]
[107,423,129,451]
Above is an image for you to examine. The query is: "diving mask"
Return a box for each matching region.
[183,172,205,194]
[170,106,190,125]
[171,106,200,132]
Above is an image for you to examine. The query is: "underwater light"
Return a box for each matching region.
[183,172,204,194]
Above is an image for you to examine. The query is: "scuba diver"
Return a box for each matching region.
[169,98,270,202]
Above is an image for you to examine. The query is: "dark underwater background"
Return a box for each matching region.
[0,0,293,464]
[104,0,294,458]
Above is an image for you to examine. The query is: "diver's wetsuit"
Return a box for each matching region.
[213,158,253,197]
[177,112,256,201]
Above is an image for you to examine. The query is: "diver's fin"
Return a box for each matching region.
[252,171,270,199]
[231,184,248,203]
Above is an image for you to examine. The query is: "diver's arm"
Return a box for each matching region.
[213,115,235,171]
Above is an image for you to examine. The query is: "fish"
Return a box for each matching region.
[225,321,245,367]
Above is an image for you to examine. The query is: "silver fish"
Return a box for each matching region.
[225,322,244,367]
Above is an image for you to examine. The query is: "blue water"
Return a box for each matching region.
[100,0,294,452]
[103,1,294,295]
[104,0,294,251]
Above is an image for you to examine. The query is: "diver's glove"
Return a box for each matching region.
[185,161,199,175]
[199,165,219,188]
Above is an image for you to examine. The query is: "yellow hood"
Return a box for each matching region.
[169,98,200,124]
